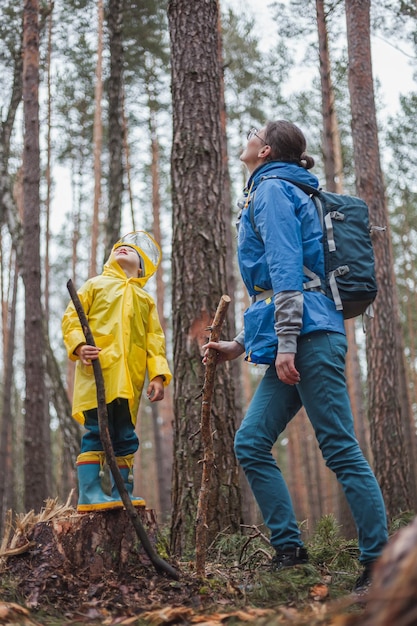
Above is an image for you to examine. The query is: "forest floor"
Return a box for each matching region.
[0,504,414,626]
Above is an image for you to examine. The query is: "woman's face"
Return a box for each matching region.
[240,127,268,173]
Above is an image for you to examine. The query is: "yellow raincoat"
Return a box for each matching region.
[62,237,172,425]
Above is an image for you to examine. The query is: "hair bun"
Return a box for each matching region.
[300,153,315,169]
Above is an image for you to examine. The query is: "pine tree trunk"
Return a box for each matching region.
[44,1,53,324]
[316,0,370,539]
[148,104,174,522]
[168,0,241,556]
[22,0,50,510]
[122,89,136,231]
[345,0,417,516]
[105,0,124,259]
[90,0,104,277]
[0,259,18,534]
[316,0,343,193]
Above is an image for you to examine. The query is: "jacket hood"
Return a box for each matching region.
[247,161,319,191]
[103,230,162,287]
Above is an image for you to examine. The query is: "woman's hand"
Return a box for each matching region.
[275,352,300,385]
[202,340,245,364]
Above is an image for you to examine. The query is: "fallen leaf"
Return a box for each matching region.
[0,602,43,625]
[310,583,329,601]
[141,606,195,624]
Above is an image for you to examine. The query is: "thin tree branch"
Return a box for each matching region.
[195,294,231,578]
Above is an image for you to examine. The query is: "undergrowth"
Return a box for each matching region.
[205,513,364,606]
[0,510,415,625]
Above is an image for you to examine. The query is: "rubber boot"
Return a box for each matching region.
[111,454,146,507]
[76,451,123,512]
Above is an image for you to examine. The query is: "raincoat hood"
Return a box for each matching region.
[105,230,162,286]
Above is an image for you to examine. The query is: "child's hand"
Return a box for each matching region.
[75,344,101,366]
[147,376,165,402]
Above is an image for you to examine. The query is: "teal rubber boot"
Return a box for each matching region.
[76,451,123,512]
[111,454,146,508]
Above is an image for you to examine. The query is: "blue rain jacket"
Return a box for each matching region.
[237,161,345,364]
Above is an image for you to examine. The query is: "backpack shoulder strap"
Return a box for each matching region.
[247,175,324,294]
[249,175,323,239]
[259,175,320,197]
[253,175,324,229]
[249,188,262,241]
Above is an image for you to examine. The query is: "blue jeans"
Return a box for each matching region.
[81,398,139,456]
[234,331,388,564]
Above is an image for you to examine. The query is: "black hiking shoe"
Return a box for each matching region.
[353,562,374,594]
[271,546,309,571]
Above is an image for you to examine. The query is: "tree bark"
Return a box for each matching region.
[345,0,417,516]
[0,257,18,533]
[23,0,50,510]
[315,0,362,539]
[44,1,53,325]
[148,99,174,522]
[104,0,124,259]
[90,0,104,278]
[316,0,343,193]
[168,0,241,556]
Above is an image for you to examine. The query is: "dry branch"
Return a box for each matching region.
[195,294,231,577]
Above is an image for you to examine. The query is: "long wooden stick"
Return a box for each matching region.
[67,279,179,580]
[195,294,231,578]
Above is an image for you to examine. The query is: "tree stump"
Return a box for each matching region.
[0,504,178,614]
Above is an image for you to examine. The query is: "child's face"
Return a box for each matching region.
[113,245,142,276]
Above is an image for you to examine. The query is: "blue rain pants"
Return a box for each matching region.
[81,397,139,456]
[234,331,388,564]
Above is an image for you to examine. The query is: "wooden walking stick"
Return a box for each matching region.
[67,279,179,580]
[195,294,231,578]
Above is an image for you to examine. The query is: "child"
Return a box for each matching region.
[62,231,172,512]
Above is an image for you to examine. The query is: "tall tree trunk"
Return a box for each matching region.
[402,232,417,413]
[148,103,174,522]
[316,0,362,539]
[23,0,49,510]
[0,26,23,246]
[168,0,241,556]
[216,2,237,338]
[217,4,249,529]
[122,88,136,232]
[345,0,417,517]
[44,1,53,325]
[104,0,124,259]
[90,0,104,278]
[0,256,18,533]
[316,0,343,194]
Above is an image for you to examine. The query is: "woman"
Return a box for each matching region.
[203,120,388,593]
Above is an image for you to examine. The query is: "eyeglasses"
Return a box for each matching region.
[247,128,268,145]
